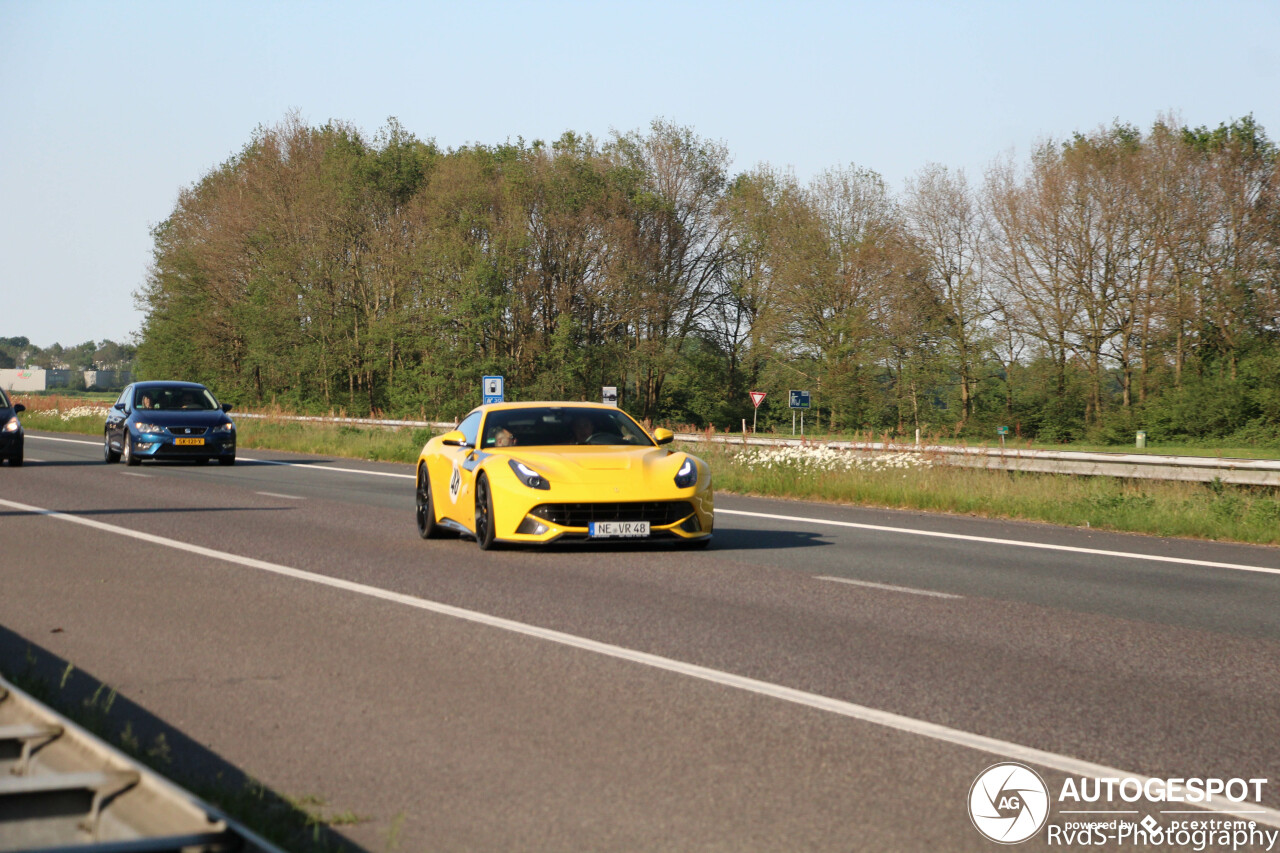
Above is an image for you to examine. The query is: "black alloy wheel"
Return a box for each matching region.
[474,474,496,550]
[416,466,442,539]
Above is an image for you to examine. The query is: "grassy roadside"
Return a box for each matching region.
[15,397,1280,547]
[700,443,1280,546]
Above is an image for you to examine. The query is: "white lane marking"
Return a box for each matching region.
[30,434,1280,577]
[26,435,413,479]
[816,576,962,599]
[26,435,98,445]
[255,491,304,500]
[3,495,1277,829]
[246,457,412,479]
[720,509,1280,578]
[24,458,44,462]
[120,472,151,478]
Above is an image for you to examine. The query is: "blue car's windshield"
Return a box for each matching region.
[135,386,218,411]
[480,407,654,448]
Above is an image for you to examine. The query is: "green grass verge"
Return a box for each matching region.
[18,409,1280,547]
[698,442,1280,546]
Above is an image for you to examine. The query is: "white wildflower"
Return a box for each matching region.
[733,445,931,474]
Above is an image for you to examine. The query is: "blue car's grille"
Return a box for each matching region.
[529,501,695,527]
[166,426,208,436]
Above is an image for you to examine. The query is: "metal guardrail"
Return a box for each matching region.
[674,434,1280,487]
[233,412,1280,487]
[0,676,285,853]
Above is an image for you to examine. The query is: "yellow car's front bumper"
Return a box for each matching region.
[495,489,714,544]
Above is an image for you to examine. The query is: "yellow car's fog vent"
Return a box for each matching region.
[530,501,695,527]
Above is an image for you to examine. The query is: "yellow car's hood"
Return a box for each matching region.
[491,445,692,487]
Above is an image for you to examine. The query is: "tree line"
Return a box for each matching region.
[0,336,136,373]
[135,113,1280,443]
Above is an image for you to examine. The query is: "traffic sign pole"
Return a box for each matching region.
[748,391,766,435]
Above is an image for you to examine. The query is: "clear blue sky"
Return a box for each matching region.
[2,0,1277,348]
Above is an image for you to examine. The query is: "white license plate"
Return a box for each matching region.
[589,521,650,538]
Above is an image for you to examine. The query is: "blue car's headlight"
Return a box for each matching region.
[133,422,163,434]
[2,416,19,433]
[508,459,550,490]
[213,421,235,433]
[674,457,697,488]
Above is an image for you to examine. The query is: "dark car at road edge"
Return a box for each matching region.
[0,387,24,466]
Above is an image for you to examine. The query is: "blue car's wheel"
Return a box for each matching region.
[103,432,120,464]
[123,436,140,466]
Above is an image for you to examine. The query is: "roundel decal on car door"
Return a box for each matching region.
[449,460,463,504]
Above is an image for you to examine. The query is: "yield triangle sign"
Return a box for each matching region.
[749,391,766,408]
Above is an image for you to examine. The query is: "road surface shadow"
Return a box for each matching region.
[0,625,371,853]
[0,506,294,519]
[478,526,831,553]
[9,459,112,467]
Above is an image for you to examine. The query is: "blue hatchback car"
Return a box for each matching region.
[105,381,237,466]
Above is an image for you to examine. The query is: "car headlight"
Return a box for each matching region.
[508,459,550,490]
[213,421,235,433]
[133,423,163,434]
[2,416,20,433]
[674,457,697,488]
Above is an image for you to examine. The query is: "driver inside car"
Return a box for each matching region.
[571,416,595,444]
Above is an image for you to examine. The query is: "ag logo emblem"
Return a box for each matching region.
[968,762,1049,844]
[448,461,462,504]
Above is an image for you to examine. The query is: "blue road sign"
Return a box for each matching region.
[482,375,504,405]
[789,390,811,409]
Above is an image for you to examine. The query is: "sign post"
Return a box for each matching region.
[602,386,618,407]
[482,376,504,405]
[788,390,811,436]
[749,391,766,434]
[997,425,1009,449]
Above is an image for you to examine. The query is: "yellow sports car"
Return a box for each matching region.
[415,402,713,549]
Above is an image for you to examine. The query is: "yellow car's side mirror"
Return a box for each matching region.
[653,428,674,445]
[440,430,468,447]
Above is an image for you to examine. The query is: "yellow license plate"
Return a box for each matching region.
[174,437,205,446]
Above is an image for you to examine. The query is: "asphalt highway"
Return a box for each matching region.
[4,430,1280,851]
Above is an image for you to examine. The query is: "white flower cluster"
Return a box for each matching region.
[25,405,112,421]
[735,444,931,473]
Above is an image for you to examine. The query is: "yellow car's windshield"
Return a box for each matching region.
[480,407,654,449]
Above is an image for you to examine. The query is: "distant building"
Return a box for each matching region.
[83,369,131,390]
[0,368,131,392]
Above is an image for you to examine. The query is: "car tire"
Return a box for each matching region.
[218,455,236,466]
[416,466,444,539]
[123,437,140,467]
[474,474,497,550]
[104,432,120,463]
[9,449,22,467]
